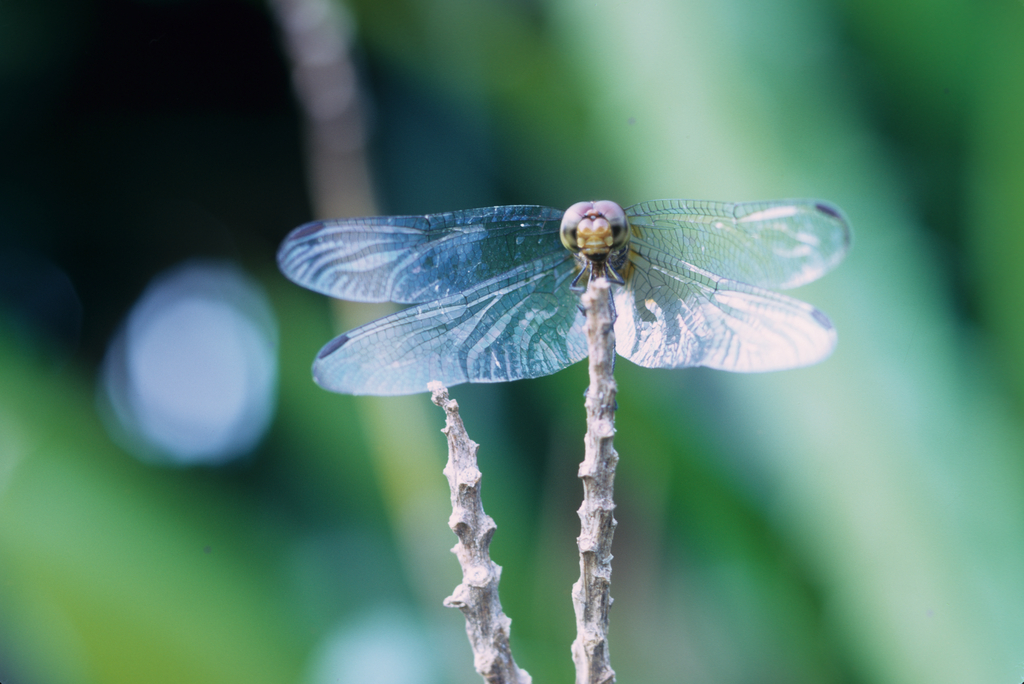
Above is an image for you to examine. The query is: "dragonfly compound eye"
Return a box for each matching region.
[559,201,590,253]
[560,200,629,259]
[592,200,629,252]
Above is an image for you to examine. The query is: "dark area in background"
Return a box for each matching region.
[832,4,973,317]
[2,0,306,367]
[369,65,504,215]
[1,0,532,364]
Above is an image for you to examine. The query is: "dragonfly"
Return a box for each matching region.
[277,199,850,396]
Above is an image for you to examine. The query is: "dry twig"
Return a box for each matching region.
[571,279,619,684]
[430,383,532,684]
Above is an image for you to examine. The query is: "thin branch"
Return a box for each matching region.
[268,0,375,218]
[429,383,532,684]
[571,279,619,684]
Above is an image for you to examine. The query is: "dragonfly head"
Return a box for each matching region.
[560,200,629,262]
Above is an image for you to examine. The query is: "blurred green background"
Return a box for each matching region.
[2,0,1023,682]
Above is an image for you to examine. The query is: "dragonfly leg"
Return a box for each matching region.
[605,263,626,286]
[570,266,589,294]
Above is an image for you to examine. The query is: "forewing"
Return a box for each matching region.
[615,253,836,372]
[312,254,586,395]
[277,205,565,304]
[626,199,850,290]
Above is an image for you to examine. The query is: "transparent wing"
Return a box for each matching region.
[625,199,850,290]
[277,205,565,304]
[615,250,836,372]
[312,255,586,395]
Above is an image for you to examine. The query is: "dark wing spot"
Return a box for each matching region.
[815,202,852,249]
[318,334,350,358]
[815,202,841,219]
[811,309,834,329]
[290,221,327,239]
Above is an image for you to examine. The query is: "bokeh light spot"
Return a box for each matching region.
[100,260,278,465]
[306,609,439,684]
